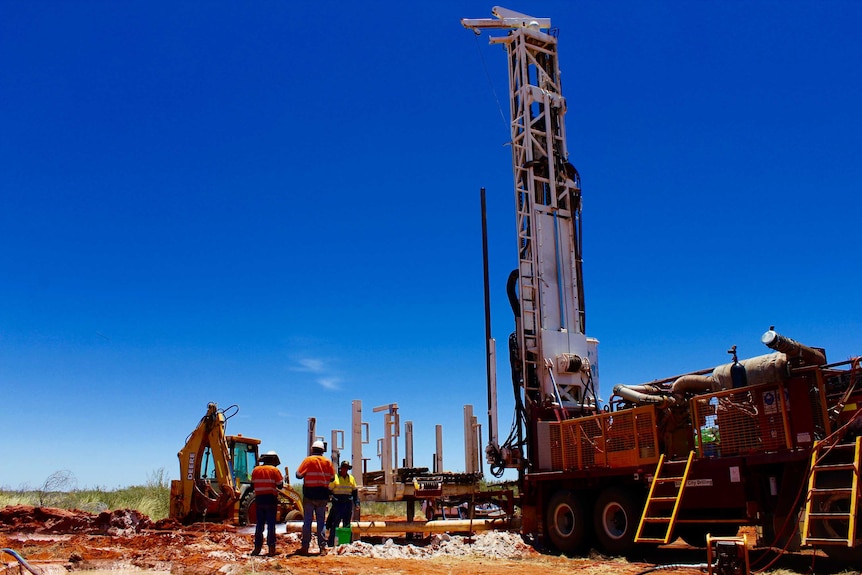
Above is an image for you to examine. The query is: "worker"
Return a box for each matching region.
[250,451,284,557]
[295,440,335,555]
[326,460,359,547]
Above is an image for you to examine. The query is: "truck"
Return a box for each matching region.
[169,402,303,525]
[462,7,861,561]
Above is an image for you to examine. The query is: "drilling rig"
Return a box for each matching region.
[463,7,861,560]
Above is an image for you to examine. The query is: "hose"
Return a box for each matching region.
[634,563,708,575]
[506,269,520,317]
[1,548,44,575]
[488,330,530,480]
[612,383,679,408]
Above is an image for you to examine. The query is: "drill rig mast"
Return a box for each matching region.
[464,8,599,475]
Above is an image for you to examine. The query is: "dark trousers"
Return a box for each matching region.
[254,494,278,550]
[301,497,328,549]
[326,498,354,546]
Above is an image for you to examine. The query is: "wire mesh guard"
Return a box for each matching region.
[548,406,660,471]
[691,383,793,457]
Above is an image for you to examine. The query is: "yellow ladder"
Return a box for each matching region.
[801,436,861,548]
[635,451,694,544]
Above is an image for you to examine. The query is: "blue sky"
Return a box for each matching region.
[1,1,860,490]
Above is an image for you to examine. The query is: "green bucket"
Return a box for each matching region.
[335,526,352,545]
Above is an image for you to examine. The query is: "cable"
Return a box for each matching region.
[222,404,239,420]
[1,548,44,575]
[472,32,510,138]
[634,563,708,575]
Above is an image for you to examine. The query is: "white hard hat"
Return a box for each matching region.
[261,451,281,466]
[311,440,325,451]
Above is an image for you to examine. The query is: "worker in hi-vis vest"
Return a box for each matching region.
[295,440,335,554]
[326,460,359,546]
[250,451,284,556]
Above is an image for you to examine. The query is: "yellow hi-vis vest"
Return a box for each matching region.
[330,473,356,497]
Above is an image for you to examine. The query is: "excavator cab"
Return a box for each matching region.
[227,435,259,486]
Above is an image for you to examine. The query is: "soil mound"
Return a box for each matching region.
[0,505,152,535]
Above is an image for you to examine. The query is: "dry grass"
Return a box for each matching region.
[0,468,171,520]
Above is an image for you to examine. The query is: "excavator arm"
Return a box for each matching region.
[170,403,241,523]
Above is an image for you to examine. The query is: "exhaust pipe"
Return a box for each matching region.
[761,329,826,366]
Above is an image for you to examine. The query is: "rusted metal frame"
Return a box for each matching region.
[792,363,835,437]
[691,397,710,458]
[815,367,831,437]
[775,381,793,450]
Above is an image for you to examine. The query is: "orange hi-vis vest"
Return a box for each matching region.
[296,455,335,489]
[251,465,283,496]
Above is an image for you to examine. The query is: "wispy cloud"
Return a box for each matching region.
[290,357,341,390]
[292,358,325,374]
[317,377,341,390]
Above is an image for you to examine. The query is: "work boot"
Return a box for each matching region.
[297,547,310,556]
[250,547,261,556]
[267,547,277,557]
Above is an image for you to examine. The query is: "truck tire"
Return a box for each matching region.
[812,489,861,561]
[239,493,256,526]
[593,487,639,556]
[545,490,588,554]
[285,509,303,522]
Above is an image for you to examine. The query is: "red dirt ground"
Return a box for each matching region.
[0,505,852,575]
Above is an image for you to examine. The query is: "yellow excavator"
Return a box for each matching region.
[169,402,303,525]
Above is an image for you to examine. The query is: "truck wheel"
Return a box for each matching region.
[285,509,302,522]
[545,490,588,554]
[813,491,861,561]
[240,493,257,526]
[593,487,639,556]
[816,492,852,540]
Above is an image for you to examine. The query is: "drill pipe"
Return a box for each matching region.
[282,518,512,535]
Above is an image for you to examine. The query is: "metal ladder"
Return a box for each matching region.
[635,451,694,544]
[801,436,861,548]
